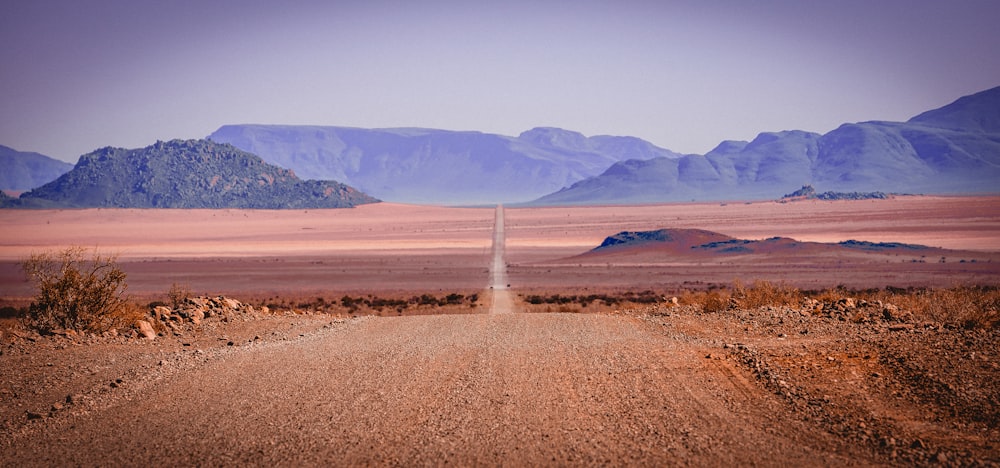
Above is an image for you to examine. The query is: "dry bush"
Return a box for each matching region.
[732,280,802,309]
[869,286,999,329]
[21,246,141,334]
[701,290,731,313]
[167,282,192,310]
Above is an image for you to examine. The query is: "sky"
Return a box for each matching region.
[2,0,999,163]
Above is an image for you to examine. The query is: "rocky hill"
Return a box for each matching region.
[0,145,74,192]
[4,139,378,209]
[208,125,683,205]
[532,86,1000,205]
[781,185,889,201]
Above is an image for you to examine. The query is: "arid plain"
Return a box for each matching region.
[2,196,998,303]
[2,196,999,466]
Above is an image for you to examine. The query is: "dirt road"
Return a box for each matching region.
[2,205,968,465]
[4,311,870,466]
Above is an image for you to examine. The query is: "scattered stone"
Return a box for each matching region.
[137,320,157,340]
[154,306,171,321]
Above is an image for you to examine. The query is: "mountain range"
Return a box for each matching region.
[3,139,377,209]
[3,86,998,207]
[207,126,682,205]
[0,145,74,192]
[534,86,1000,204]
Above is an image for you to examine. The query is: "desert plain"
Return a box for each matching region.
[1,195,999,466]
[2,195,999,302]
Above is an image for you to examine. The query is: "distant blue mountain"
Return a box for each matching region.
[532,86,1000,205]
[208,126,683,205]
[0,145,74,191]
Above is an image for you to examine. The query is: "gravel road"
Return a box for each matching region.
[2,206,872,465]
[3,312,866,466]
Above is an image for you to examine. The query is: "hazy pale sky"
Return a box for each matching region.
[2,0,999,162]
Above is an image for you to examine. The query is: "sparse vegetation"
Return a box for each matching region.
[20,246,142,334]
[527,280,998,330]
[167,282,192,310]
[261,292,482,315]
[731,279,802,309]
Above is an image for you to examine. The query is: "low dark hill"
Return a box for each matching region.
[594,229,735,255]
[6,139,378,209]
[0,145,74,191]
[569,228,991,264]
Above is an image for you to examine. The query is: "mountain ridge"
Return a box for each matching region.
[0,145,74,192]
[208,125,684,204]
[531,86,1000,205]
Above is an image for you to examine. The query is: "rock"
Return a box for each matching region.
[669,296,679,306]
[154,306,171,321]
[26,411,45,420]
[51,402,64,412]
[190,309,205,325]
[136,320,157,340]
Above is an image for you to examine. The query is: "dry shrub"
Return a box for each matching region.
[168,282,192,310]
[811,286,851,304]
[732,280,802,309]
[702,290,731,313]
[21,246,141,334]
[873,286,999,329]
[676,288,730,313]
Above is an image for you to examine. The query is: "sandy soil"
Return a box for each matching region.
[1,201,998,465]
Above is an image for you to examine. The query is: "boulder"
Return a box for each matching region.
[136,320,156,340]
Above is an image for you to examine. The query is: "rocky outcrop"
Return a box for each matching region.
[781,185,890,201]
[145,296,263,338]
